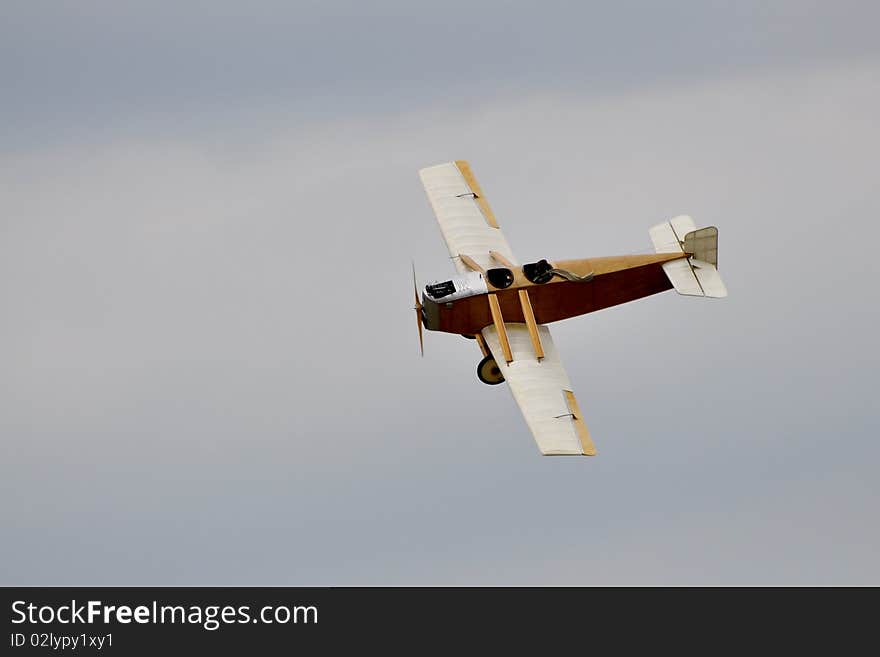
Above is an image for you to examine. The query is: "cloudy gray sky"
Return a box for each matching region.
[2,2,879,584]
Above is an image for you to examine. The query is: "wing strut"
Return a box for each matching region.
[490,250,515,268]
[487,294,513,363]
[518,289,544,360]
[458,254,485,274]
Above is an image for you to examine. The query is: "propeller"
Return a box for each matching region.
[412,261,424,357]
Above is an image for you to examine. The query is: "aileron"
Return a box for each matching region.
[455,159,499,228]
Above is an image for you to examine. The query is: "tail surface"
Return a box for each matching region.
[649,215,728,298]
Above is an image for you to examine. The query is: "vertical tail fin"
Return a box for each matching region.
[649,215,728,298]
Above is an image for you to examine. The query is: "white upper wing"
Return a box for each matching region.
[419,161,517,274]
[481,323,595,456]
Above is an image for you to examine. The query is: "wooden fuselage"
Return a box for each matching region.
[421,253,684,336]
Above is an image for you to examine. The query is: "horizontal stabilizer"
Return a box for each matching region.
[649,216,727,298]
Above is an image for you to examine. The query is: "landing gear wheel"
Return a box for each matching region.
[477,355,505,385]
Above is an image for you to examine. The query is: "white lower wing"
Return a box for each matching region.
[481,324,595,456]
[419,161,517,273]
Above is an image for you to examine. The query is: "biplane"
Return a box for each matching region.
[413,160,727,456]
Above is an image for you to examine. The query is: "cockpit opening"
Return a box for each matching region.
[522,259,554,284]
[486,267,514,289]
